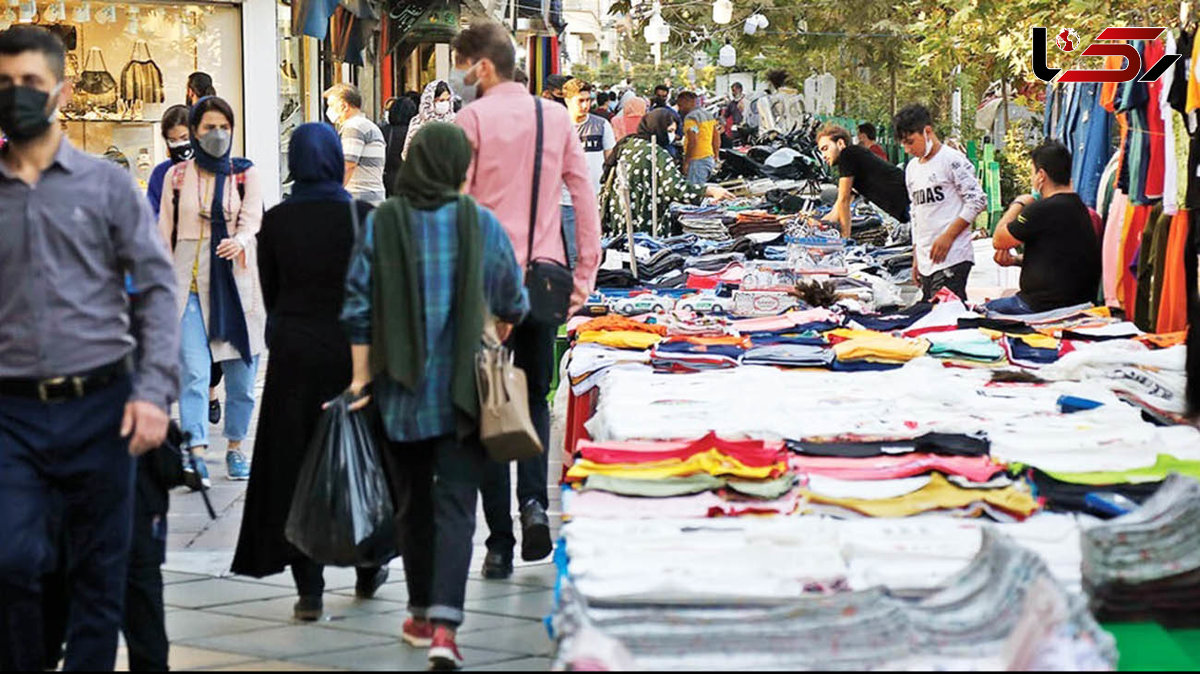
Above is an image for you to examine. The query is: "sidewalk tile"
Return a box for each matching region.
[290,643,519,671]
[163,570,211,585]
[320,609,536,638]
[504,564,558,589]
[180,624,394,660]
[165,578,297,609]
[457,622,553,656]
[165,609,281,641]
[205,593,406,622]
[468,656,553,671]
[463,590,555,620]
[203,658,340,671]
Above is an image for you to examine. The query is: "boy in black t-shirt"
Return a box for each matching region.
[988,141,1101,314]
[817,124,911,237]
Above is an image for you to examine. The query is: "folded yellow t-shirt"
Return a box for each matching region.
[566,449,785,481]
[577,330,663,350]
[802,473,1039,518]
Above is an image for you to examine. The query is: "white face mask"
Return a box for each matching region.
[325,104,340,125]
[434,100,451,116]
[922,130,934,159]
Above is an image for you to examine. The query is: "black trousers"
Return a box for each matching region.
[289,558,383,597]
[479,317,557,554]
[0,377,135,671]
[41,474,170,672]
[920,261,973,302]
[122,508,168,671]
[389,434,486,627]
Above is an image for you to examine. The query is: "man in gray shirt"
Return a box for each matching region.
[324,83,388,204]
[0,26,179,670]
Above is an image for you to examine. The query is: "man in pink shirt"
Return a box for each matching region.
[451,22,601,581]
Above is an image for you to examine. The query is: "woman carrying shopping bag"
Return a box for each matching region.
[340,122,528,670]
[158,96,266,483]
[230,123,387,620]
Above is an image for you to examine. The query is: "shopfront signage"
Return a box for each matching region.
[1032,26,1181,83]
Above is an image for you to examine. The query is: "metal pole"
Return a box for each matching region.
[618,162,639,279]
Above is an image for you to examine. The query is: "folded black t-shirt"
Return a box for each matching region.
[1008,192,1101,311]
[834,145,911,223]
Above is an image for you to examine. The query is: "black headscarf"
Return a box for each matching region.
[381,97,419,195]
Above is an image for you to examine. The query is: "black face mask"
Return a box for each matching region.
[167,143,194,163]
[0,85,57,142]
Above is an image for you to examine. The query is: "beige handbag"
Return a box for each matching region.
[476,315,543,462]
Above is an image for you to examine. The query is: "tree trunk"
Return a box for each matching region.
[1000,76,1010,145]
[889,64,897,118]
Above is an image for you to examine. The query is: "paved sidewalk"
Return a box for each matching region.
[138,364,561,671]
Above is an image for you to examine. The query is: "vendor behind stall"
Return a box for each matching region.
[987,141,1101,315]
[817,124,910,238]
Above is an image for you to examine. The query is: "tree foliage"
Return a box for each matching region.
[610,0,1181,137]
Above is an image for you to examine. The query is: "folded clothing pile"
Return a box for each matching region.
[828,330,930,371]
[1082,473,1200,626]
[564,433,801,519]
[552,529,1115,670]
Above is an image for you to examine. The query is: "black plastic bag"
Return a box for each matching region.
[285,395,397,567]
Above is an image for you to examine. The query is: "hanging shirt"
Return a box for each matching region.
[904,144,988,275]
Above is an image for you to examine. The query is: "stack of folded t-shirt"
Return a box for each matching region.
[1081,474,1200,626]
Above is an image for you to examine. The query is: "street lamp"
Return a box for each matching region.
[718,39,736,67]
[712,0,732,25]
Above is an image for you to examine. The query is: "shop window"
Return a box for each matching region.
[55,0,245,190]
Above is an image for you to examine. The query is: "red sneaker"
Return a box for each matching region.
[401,617,434,648]
[428,625,464,670]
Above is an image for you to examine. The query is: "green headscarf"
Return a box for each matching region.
[370,122,484,429]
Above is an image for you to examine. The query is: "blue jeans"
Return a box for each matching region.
[686,156,715,185]
[984,293,1035,315]
[0,375,135,670]
[180,293,260,450]
[561,205,579,270]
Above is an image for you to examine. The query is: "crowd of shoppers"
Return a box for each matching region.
[0,19,1027,674]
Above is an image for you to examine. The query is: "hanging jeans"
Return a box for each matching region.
[179,292,260,449]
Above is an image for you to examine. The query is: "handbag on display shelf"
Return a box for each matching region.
[73,47,118,114]
[475,313,543,463]
[119,39,164,104]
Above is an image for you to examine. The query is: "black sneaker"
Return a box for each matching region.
[208,399,221,425]
[354,566,389,599]
[293,595,323,621]
[519,500,553,562]
[481,551,513,580]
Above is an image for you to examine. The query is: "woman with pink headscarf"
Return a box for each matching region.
[613,97,647,142]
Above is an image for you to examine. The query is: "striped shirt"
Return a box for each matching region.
[339,113,387,205]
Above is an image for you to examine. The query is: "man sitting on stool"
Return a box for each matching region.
[988,141,1101,315]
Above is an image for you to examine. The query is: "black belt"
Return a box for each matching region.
[0,357,132,403]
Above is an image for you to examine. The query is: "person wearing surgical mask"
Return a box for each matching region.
[158,95,267,486]
[893,103,988,301]
[402,79,455,160]
[323,82,387,204]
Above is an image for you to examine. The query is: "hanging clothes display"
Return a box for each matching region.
[72,47,118,114]
[119,40,164,105]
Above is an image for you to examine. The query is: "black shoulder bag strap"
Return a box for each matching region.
[521,98,575,325]
[526,98,544,268]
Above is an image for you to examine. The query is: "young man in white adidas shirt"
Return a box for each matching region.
[893,104,987,301]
